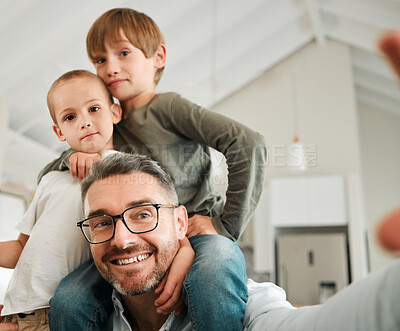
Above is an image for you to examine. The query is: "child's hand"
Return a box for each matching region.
[154,237,194,315]
[187,215,218,238]
[0,305,18,330]
[69,152,101,181]
[154,273,186,315]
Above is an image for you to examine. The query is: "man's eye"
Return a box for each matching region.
[137,213,150,220]
[94,221,110,229]
[64,114,75,121]
[89,106,100,113]
[120,50,129,57]
[91,218,112,229]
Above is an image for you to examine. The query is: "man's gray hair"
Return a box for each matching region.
[81,152,178,204]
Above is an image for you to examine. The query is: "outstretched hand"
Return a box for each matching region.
[0,305,18,330]
[379,30,400,79]
[376,29,400,254]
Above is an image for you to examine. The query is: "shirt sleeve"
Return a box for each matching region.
[167,94,267,240]
[16,176,48,235]
[245,261,400,331]
[37,148,75,183]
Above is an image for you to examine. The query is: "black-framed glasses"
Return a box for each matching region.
[77,203,177,244]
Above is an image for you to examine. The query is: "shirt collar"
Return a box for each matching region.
[111,290,191,330]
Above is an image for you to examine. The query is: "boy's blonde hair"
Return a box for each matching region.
[47,70,113,124]
[86,8,165,85]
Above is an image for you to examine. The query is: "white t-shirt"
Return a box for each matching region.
[2,171,91,315]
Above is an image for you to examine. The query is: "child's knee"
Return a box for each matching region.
[188,234,247,286]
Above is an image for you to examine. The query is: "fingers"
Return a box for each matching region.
[155,284,184,315]
[379,30,400,78]
[69,153,79,179]
[174,300,186,316]
[0,306,18,330]
[187,214,218,237]
[77,157,87,181]
[69,152,101,181]
[0,323,18,331]
[154,280,176,308]
[154,275,167,295]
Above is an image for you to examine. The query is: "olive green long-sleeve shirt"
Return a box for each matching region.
[39,92,267,240]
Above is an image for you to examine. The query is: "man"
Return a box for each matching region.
[78,152,400,331]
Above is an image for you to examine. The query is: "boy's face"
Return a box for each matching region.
[93,32,165,107]
[52,77,121,154]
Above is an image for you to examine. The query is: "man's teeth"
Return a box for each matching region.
[116,254,150,265]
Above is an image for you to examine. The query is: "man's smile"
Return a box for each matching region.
[114,253,151,265]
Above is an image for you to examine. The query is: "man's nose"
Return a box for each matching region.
[111,219,139,249]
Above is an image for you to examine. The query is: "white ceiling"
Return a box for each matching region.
[1,0,399,185]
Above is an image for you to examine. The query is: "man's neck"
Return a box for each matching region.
[122,291,169,331]
[120,91,156,118]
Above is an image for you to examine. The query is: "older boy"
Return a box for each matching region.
[44,8,265,331]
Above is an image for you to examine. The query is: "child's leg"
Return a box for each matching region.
[48,259,113,331]
[183,234,248,331]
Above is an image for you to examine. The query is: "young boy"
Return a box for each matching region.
[0,70,193,330]
[43,8,267,331]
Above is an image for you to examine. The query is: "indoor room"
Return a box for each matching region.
[0,0,399,327]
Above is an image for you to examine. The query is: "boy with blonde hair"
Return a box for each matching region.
[0,70,193,330]
[43,8,267,331]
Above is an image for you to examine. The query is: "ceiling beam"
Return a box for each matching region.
[356,86,400,117]
[306,0,326,45]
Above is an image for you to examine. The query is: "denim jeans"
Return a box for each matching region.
[48,260,113,331]
[184,234,248,330]
[49,234,248,331]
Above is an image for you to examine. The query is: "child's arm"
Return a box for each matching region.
[153,237,194,315]
[69,152,101,181]
[168,94,267,240]
[0,233,29,269]
[187,214,217,237]
[38,149,101,182]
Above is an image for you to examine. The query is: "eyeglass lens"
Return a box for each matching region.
[81,205,158,243]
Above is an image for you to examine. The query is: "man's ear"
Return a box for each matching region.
[53,124,66,141]
[111,104,122,124]
[175,205,188,240]
[153,44,166,69]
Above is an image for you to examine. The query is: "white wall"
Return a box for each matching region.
[213,40,361,177]
[212,40,368,274]
[358,101,400,271]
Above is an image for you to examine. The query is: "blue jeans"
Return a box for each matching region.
[49,234,248,331]
[184,234,248,330]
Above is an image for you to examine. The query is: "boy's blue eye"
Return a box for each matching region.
[96,58,105,64]
[120,50,129,57]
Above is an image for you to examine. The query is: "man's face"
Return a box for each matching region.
[87,172,187,295]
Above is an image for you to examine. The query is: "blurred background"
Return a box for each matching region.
[0,0,399,305]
